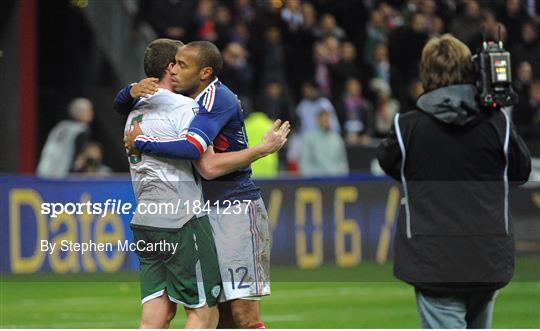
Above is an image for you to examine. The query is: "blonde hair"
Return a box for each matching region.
[419,34,474,91]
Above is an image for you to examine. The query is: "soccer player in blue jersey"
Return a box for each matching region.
[118,41,279,329]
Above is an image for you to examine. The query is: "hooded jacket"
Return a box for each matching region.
[377,84,531,293]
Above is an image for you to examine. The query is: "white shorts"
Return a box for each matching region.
[208,197,271,302]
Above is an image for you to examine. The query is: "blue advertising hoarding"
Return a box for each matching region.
[1,175,538,274]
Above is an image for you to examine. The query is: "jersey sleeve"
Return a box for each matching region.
[188,96,236,148]
[133,135,203,160]
[134,91,236,160]
[113,84,139,115]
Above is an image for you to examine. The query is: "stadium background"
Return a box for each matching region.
[1,0,539,328]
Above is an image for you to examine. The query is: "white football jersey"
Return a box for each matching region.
[125,88,204,229]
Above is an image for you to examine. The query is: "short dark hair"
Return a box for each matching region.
[185,41,223,78]
[143,38,184,79]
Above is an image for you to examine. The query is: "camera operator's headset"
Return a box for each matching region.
[472,25,519,109]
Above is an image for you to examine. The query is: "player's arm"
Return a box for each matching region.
[194,120,290,180]
[126,128,202,160]
[113,78,159,115]
[126,99,236,159]
[126,112,289,164]
[125,112,220,160]
[125,93,291,174]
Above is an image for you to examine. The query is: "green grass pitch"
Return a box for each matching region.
[1,258,539,328]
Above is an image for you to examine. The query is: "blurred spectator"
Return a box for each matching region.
[340,41,360,75]
[388,12,429,87]
[37,98,94,178]
[214,4,233,48]
[429,16,445,36]
[315,14,347,40]
[514,61,534,101]
[512,20,540,78]
[281,0,304,32]
[136,0,195,40]
[339,78,373,145]
[244,112,279,178]
[257,0,286,30]
[312,0,369,47]
[230,21,251,47]
[419,0,436,17]
[418,0,439,33]
[311,0,369,33]
[297,81,341,135]
[195,0,217,41]
[364,8,389,63]
[514,80,540,139]
[300,2,318,36]
[285,2,318,99]
[301,2,317,37]
[330,41,360,101]
[257,80,293,124]
[480,8,497,33]
[371,79,400,137]
[497,0,530,48]
[260,26,287,86]
[369,42,391,85]
[367,42,405,106]
[220,42,253,111]
[234,0,256,23]
[300,110,349,176]
[401,0,422,17]
[378,1,404,29]
[524,0,540,20]
[72,142,112,176]
[449,0,483,50]
[314,36,341,97]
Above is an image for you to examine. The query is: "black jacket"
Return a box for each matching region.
[377,84,531,293]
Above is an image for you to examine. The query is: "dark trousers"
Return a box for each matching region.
[415,288,498,329]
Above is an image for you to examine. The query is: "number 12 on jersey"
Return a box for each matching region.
[228,267,250,289]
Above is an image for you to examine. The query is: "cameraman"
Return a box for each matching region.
[377,34,531,328]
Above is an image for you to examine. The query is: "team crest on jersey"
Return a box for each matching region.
[192,106,199,115]
[211,285,221,298]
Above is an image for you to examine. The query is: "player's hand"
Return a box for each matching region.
[130,78,159,98]
[124,121,143,155]
[259,119,290,155]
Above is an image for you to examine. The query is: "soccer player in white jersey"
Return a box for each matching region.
[124,39,288,329]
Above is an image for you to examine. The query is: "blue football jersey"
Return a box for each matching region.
[190,79,261,204]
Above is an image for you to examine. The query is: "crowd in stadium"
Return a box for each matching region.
[135,0,539,140]
[38,0,540,177]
